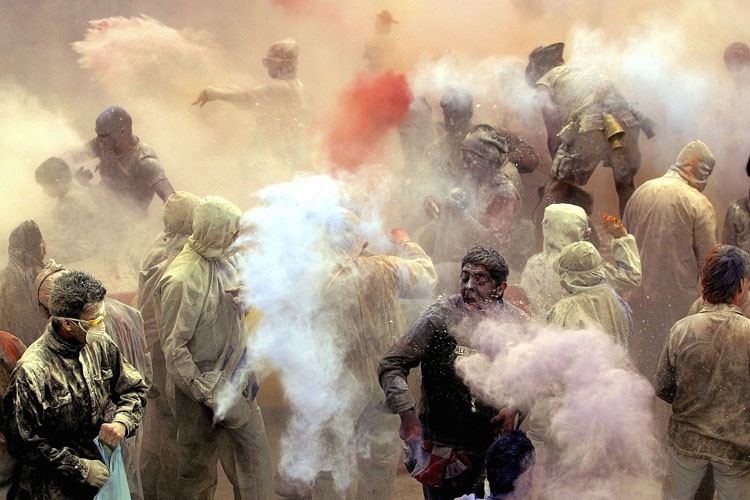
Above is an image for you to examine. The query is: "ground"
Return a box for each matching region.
[214,406,424,499]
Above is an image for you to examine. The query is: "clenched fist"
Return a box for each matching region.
[98,422,126,448]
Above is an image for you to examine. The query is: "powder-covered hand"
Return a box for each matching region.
[491,407,518,435]
[98,422,126,448]
[603,215,628,238]
[398,407,423,442]
[84,459,110,488]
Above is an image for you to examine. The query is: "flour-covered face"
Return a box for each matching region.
[460,263,505,310]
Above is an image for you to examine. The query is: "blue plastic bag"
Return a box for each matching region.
[93,437,131,500]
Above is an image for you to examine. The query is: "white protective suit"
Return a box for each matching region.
[623,140,718,381]
[519,204,641,320]
[311,210,438,500]
[137,191,200,500]
[154,196,272,500]
[547,241,633,350]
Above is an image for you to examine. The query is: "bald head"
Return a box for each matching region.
[95,106,135,154]
[95,106,132,135]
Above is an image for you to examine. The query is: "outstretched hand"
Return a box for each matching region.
[603,215,627,238]
[192,90,210,107]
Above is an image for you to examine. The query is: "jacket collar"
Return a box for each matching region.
[698,302,743,315]
[44,323,85,358]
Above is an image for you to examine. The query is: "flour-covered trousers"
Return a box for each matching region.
[664,447,749,500]
[173,385,273,500]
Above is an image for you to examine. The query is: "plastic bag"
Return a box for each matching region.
[93,437,131,500]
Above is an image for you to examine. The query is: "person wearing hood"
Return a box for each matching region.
[2,270,147,500]
[623,140,718,382]
[154,195,272,500]
[302,209,437,500]
[193,38,313,174]
[379,246,526,500]
[135,191,200,500]
[0,220,48,347]
[35,262,152,500]
[426,125,524,294]
[520,205,641,320]
[547,240,633,349]
[525,42,653,216]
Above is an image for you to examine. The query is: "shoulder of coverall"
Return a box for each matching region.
[188,196,243,260]
[542,204,588,253]
[534,63,573,91]
[164,191,201,236]
[668,140,716,192]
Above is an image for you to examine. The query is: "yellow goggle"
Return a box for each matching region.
[71,312,107,329]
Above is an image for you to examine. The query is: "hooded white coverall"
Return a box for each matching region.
[137,191,200,500]
[519,203,641,320]
[623,140,718,381]
[154,196,272,500]
[526,241,634,494]
[546,241,633,350]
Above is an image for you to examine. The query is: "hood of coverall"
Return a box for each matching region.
[542,204,588,254]
[163,191,201,236]
[554,240,606,294]
[323,207,367,260]
[188,196,243,260]
[669,140,715,192]
[8,220,45,270]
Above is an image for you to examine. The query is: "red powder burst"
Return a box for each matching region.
[324,70,413,172]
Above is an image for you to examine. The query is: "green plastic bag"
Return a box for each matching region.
[93,437,131,500]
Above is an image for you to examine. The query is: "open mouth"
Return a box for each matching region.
[464,297,478,307]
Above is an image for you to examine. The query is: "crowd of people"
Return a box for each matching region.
[0,23,749,500]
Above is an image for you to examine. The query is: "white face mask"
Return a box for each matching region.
[84,320,107,344]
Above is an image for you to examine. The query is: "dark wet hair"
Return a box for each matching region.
[745,152,750,178]
[49,270,106,326]
[35,157,72,186]
[486,430,536,495]
[701,245,748,304]
[462,245,509,284]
